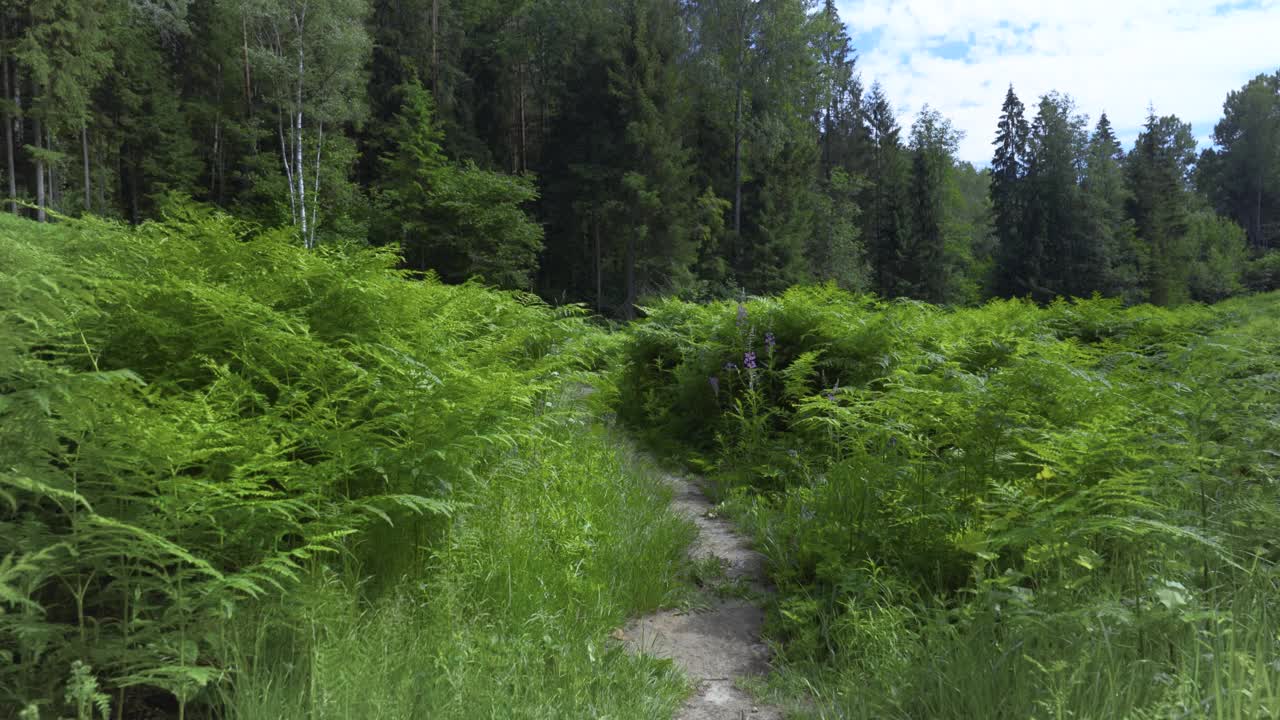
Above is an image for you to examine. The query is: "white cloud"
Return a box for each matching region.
[838,0,1280,164]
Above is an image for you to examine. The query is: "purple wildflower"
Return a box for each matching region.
[736,303,748,327]
[765,332,776,352]
[724,362,738,372]
[709,376,720,396]
[744,351,757,370]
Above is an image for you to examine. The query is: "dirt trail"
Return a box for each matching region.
[621,472,784,720]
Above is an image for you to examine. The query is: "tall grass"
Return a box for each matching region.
[0,205,692,719]
[616,285,1280,718]
[223,418,694,720]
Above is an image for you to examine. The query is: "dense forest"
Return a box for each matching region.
[3,2,1280,719]
[1,0,1277,314]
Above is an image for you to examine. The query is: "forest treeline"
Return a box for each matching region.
[3,0,1278,313]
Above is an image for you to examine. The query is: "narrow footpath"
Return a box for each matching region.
[620,472,784,720]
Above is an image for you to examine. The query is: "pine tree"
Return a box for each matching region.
[814,0,868,177]
[536,0,624,309]
[991,85,1030,296]
[1023,92,1090,300]
[862,82,908,296]
[806,0,870,292]
[901,105,960,303]
[375,78,543,288]
[1083,113,1142,300]
[11,0,118,221]
[98,7,203,222]
[1128,109,1197,305]
[610,0,707,316]
[685,0,760,243]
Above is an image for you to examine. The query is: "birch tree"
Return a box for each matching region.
[238,0,369,247]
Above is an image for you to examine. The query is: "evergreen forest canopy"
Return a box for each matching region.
[2,0,1278,314]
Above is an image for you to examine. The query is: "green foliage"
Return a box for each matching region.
[1197,72,1280,250]
[807,168,870,292]
[901,106,962,303]
[617,287,1280,718]
[1186,210,1249,302]
[375,79,543,288]
[221,421,694,720]
[1128,111,1199,306]
[1244,250,1280,292]
[0,204,635,716]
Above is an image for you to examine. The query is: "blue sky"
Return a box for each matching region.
[836,0,1280,164]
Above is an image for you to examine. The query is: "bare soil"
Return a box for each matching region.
[620,473,784,720]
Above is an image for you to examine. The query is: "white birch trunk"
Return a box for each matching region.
[309,121,322,248]
[295,3,308,247]
[278,116,297,223]
[296,105,306,245]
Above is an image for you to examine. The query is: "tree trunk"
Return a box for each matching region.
[212,115,221,199]
[1254,183,1263,249]
[519,63,527,174]
[241,14,253,113]
[128,155,140,224]
[733,77,742,238]
[46,124,55,212]
[295,13,307,246]
[33,116,45,222]
[310,121,322,248]
[2,45,16,215]
[594,219,602,314]
[296,108,306,245]
[431,0,439,95]
[278,117,296,223]
[212,63,224,201]
[732,6,746,239]
[624,230,636,321]
[82,124,91,213]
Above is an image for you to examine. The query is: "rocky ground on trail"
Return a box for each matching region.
[620,473,784,720]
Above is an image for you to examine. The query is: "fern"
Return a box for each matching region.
[615,286,1280,717]
[0,204,603,716]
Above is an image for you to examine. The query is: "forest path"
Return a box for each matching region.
[620,471,784,720]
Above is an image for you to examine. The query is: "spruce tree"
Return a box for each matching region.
[610,0,707,315]
[814,0,869,177]
[1083,113,1142,300]
[1023,92,1090,300]
[1127,109,1198,305]
[901,105,960,303]
[375,79,543,288]
[991,85,1030,296]
[862,82,908,296]
[11,0,118,220]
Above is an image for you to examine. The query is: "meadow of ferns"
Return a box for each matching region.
[4,208,1279,720]
[1,206,693,719]
[615,287,1280,718]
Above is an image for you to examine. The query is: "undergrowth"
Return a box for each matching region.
[0,206,691,719]
[615,285,1280,719]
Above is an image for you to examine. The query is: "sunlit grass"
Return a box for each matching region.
[221,418,696,720]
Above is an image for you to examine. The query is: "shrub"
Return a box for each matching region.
[1244,250,1280,292]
